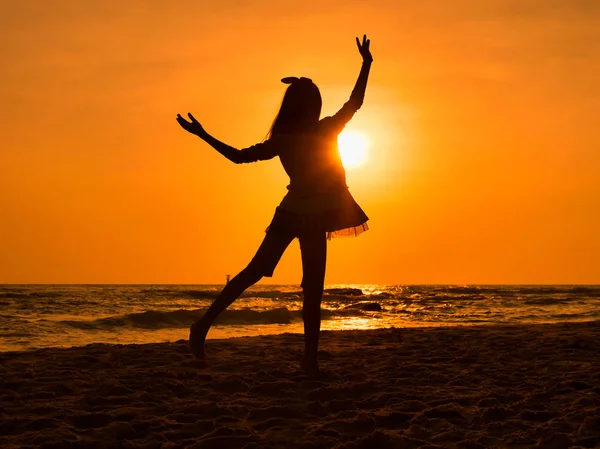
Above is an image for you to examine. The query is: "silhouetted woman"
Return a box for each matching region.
[177,35,373,375]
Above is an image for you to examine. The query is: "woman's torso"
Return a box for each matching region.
[276,121,349,214]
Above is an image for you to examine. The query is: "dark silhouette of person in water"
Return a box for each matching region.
[177,35,373,375]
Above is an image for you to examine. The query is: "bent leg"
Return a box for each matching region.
[298,231,327,373]
[189,230,294,359]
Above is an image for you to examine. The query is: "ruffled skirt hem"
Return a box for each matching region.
[265,203,369,241]
[325,222,369,240]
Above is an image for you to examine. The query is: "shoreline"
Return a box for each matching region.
[4,318,600,355]
[2,321,600,448]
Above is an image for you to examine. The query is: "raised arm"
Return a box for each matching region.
[176,113,277,164]
[327,35,373,132]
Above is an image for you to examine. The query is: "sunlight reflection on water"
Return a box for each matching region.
[1,284,599,351]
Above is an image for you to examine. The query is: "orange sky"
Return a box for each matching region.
[1,1,599,284]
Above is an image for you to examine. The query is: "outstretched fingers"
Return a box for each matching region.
[175,113,199,125]
[355,34,373,63]
[356,34,370,50]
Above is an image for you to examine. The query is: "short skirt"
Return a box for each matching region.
[266,195,369,240]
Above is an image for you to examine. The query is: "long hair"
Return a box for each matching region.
[266,77,322,139]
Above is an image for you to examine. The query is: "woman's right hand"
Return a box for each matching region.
[356,34,373,63]
[176,113,207,138]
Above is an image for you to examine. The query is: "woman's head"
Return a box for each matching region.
[267,77,322,139]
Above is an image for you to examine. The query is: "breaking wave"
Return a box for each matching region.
[59,305,382,331]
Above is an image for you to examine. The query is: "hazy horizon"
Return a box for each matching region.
[1,283,599,287]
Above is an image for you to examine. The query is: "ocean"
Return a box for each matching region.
[1,284,599,352]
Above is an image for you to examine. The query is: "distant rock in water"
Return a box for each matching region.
[344,302,383,312]
[324,288,364,296]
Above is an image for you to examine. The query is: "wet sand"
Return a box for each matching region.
[1,321,600,448]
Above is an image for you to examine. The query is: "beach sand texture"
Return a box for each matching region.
[1,321,600,449]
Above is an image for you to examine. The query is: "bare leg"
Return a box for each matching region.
[298,232,327,375]
[189,230,294,359]
[189,267,262,358]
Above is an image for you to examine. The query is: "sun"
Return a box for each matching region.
[338,130,369,168]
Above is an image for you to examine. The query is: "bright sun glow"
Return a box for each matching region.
[338,130,369,168]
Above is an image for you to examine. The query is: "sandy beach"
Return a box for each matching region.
[1,321,600,449]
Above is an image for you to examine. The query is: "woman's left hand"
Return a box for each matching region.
[176,113,207,137]
[356,34,373,63]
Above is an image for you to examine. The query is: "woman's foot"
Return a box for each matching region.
[189,321,209,359]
